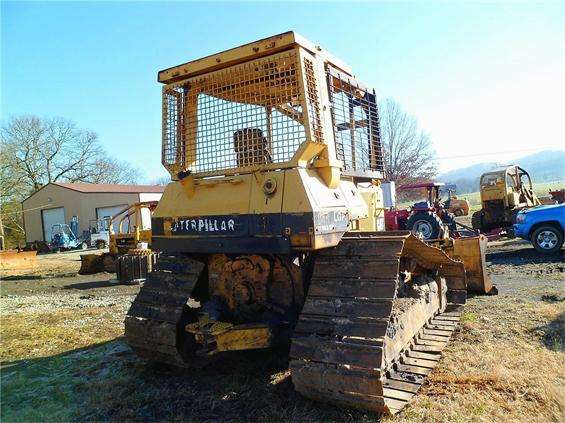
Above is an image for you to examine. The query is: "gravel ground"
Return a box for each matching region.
[486,238,564,281]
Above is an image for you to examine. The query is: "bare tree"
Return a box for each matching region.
[379,98,436,185]
[0,116,141,247]
[1,116,140,198]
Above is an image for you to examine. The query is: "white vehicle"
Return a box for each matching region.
[88,218,110,249]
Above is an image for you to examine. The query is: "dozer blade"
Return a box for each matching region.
[445,235,497,295]
[290,232,467,415]
[0,250,37,272]
[79,253,118,275]
[78,253,104,275]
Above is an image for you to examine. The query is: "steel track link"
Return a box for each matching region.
[124,255,205,367]
[289,233,464,415]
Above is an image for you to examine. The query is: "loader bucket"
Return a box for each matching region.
[79,254,104,275]
[446,235,497,295]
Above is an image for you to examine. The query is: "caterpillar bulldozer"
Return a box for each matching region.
[125,32,494,414]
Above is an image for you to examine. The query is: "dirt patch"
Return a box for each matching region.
[486,239,564,280]
[0,248,104,280]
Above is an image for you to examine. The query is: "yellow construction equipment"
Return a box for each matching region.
[472,165,541,233]
[0,250,38,273]
[79,201,157,276]
[124,32,493,414]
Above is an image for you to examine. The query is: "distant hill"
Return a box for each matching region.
[438,150,565,194]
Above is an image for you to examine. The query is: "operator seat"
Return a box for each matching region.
[233,128,273,167]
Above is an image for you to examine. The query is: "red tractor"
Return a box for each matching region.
[385,182,469,240]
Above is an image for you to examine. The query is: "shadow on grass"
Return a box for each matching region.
[531,311,564,352]
[1,339,380,422]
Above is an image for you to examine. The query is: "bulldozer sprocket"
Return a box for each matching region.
[289,233,466,415]
[124,255,205,367]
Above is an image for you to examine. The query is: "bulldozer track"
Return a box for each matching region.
[290,233,464,415]
[124,255,204,367]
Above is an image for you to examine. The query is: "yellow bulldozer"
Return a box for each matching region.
[472,165,541,233]
[124,32,494,414]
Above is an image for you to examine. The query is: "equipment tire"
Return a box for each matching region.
[80,242,88,250]
[471,210,484,231]
[406,212,443,240]
[531,225,563,254]
[95,240,106,250]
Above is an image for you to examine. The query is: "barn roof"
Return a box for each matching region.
[53,182,166,193]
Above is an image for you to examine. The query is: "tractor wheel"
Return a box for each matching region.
[531,225,563,254]
[80,242,88,250]
[406,212,443,240]
[471,210,484,231]
[95,240,107,250]
[443,212,457,234]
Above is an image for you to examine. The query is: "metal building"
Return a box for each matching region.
[22,183,164,243]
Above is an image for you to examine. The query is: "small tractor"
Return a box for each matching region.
[50,223,88,252]
[88,217,111,249]
[123,32,495,415]
[443,188,470,217]
[385,182,473,241]
[79,201,158,281]
[108,201,156,255]
[472,165,540,233]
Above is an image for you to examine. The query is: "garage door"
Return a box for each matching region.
[42,207,65,242]
[96,204,128,233]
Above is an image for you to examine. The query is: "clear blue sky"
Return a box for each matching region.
[2,1,564,181]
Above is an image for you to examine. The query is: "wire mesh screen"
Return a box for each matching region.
[162,50,307,174]
[326,66,384,174]
[162,87,185,167]
[303,57,323,143]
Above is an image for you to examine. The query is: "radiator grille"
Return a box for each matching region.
[162,50,306,174]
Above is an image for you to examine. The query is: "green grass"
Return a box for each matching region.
[1,343,115,422]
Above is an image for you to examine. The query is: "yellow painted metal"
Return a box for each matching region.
[0,250,38,272]
[479,165,540,208]
[357,182,385,232]
[80,201,157,274]
[158,176,252,223]
[158,32,374,189]
[154,32,387,249]
[185,314,273,352]
[158,31,352,84]
[215,324,274,352]
[108,202,156,254]
[443,235,497,294]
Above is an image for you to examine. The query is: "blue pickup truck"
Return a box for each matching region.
[514,204,565,253]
